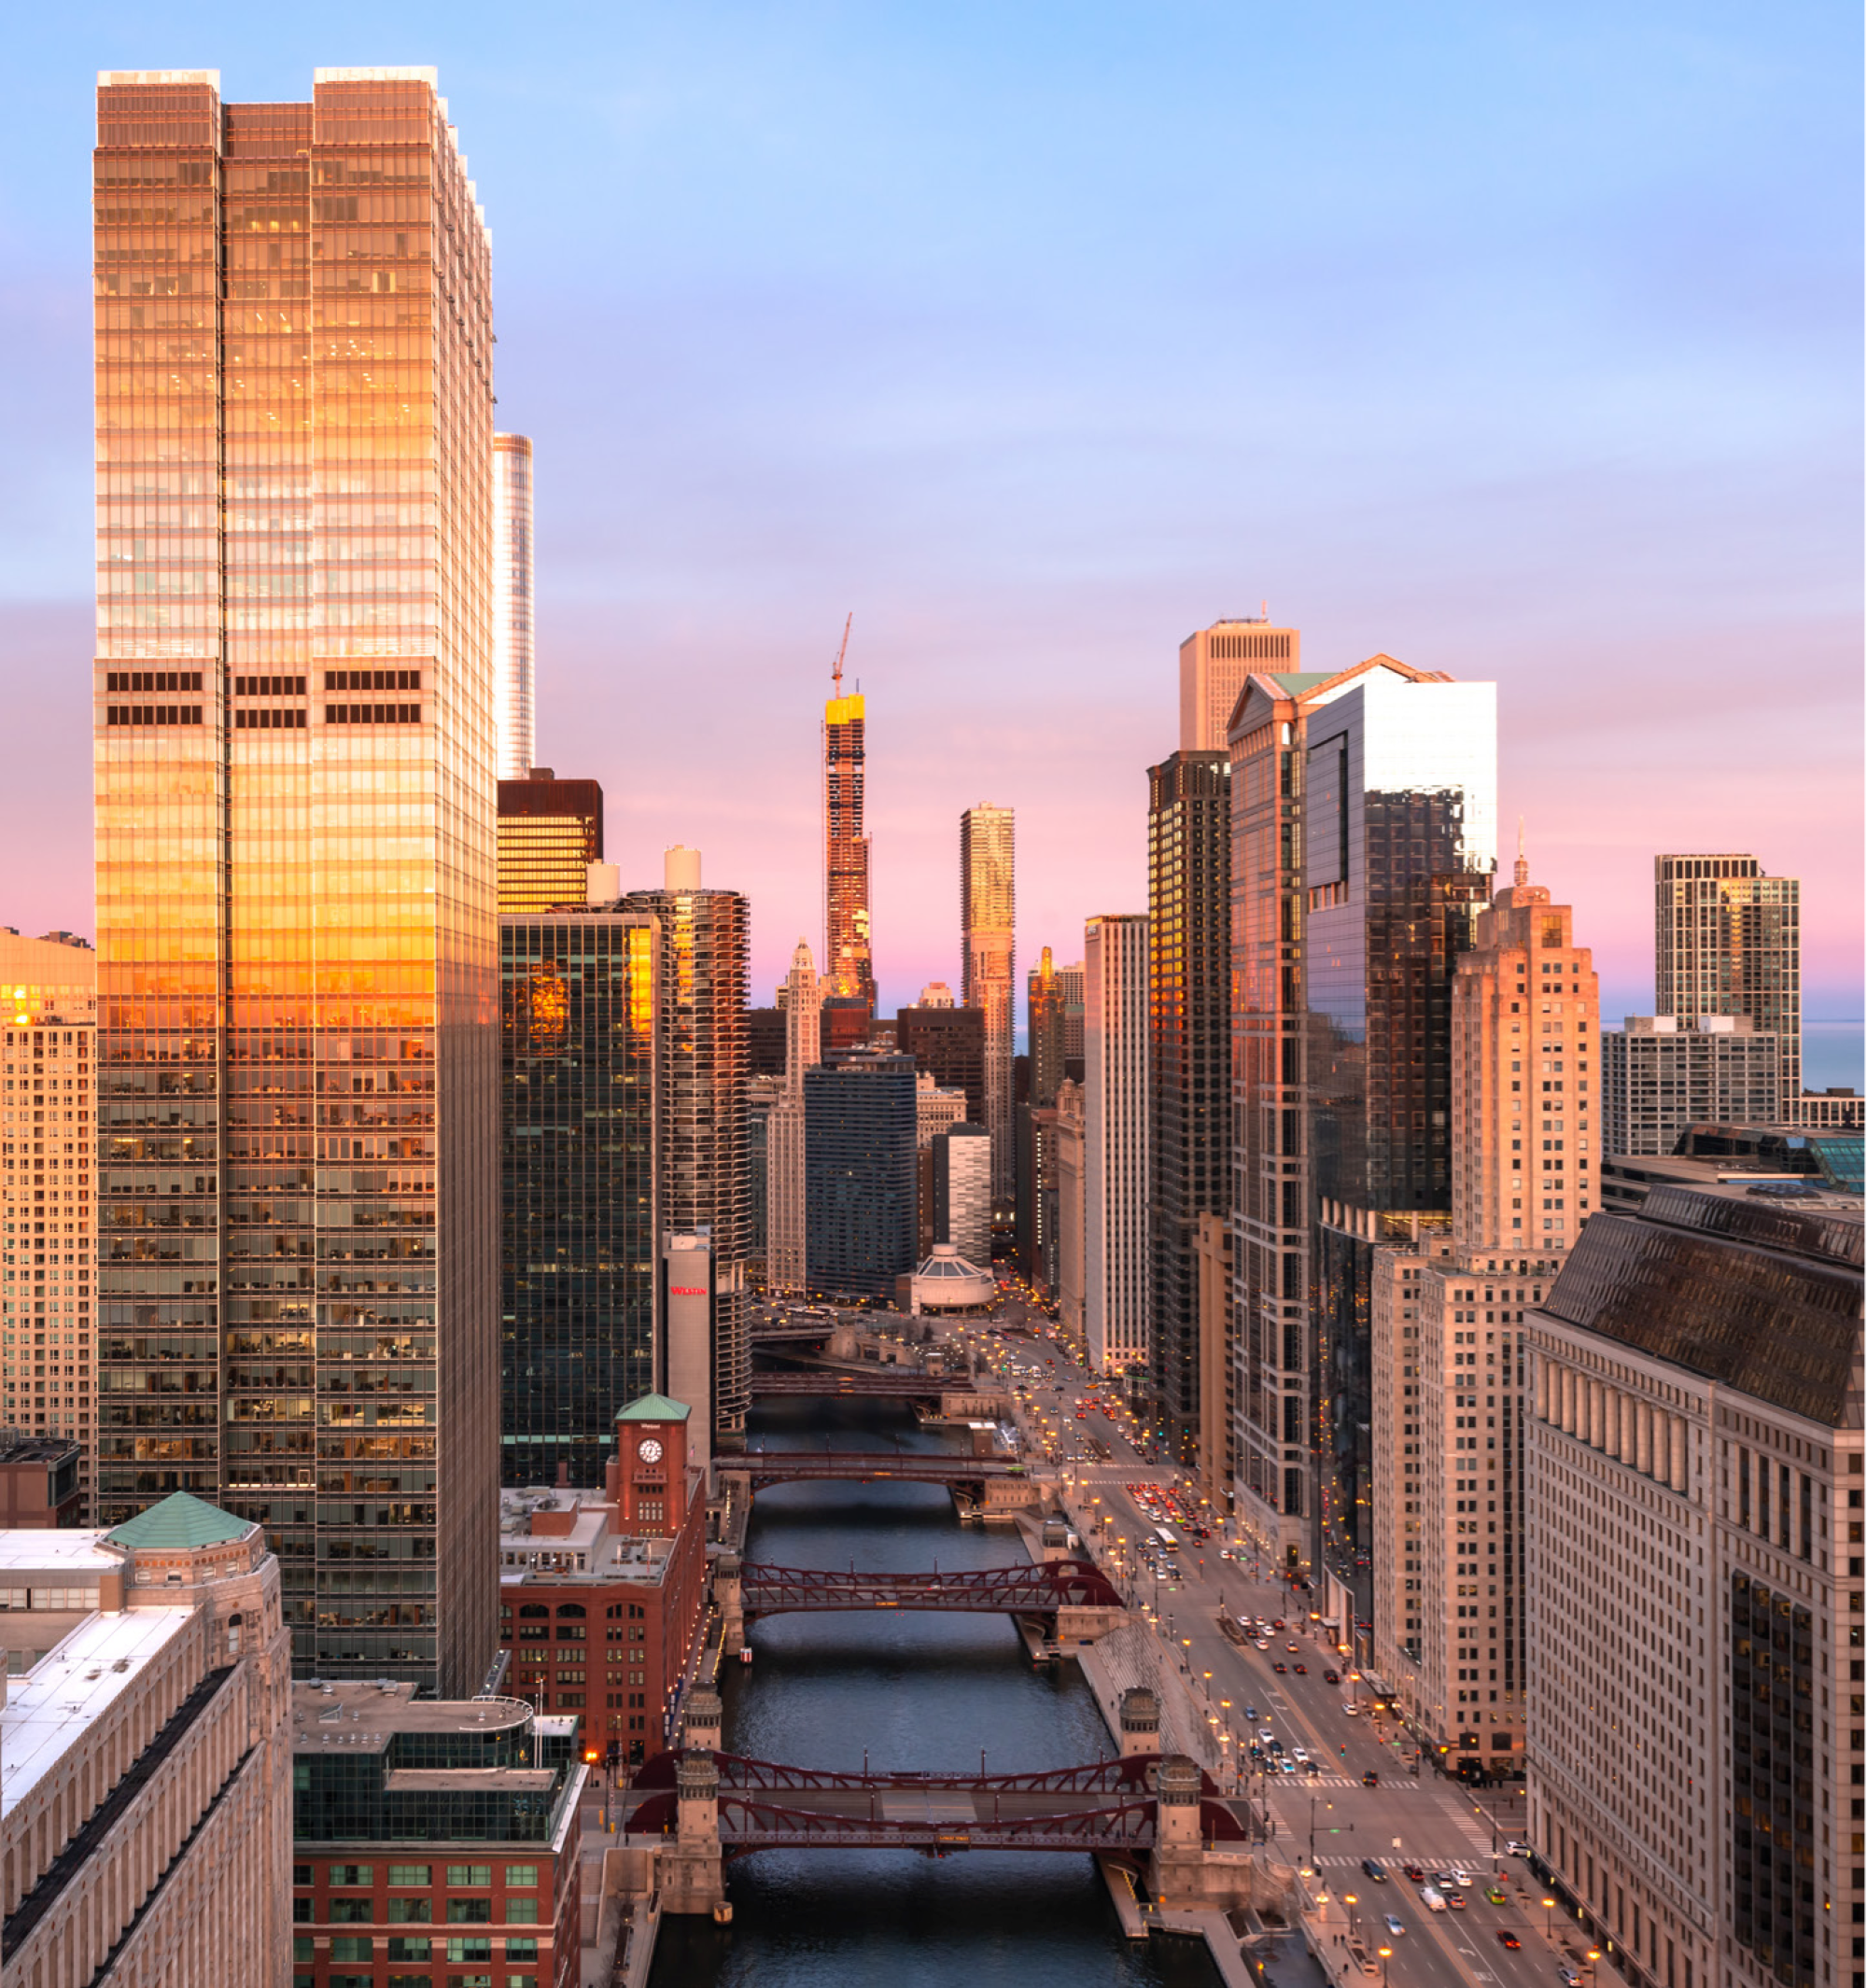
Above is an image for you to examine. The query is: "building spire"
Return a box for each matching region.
[1514,815,1529,889]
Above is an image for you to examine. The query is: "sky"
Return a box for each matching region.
[2,2,1860,1076]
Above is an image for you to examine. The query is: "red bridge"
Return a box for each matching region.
[626,1750,1247,1855]
[748,1369,963,1399]
[736,1558,1122,1621]
[725,1450,1030,1492]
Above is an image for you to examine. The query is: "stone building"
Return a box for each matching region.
[1524,1185,1862,1988]
[0,1491,294,1987]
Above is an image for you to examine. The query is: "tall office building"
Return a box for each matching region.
[897,1001,986,1128]
[492,433,535,779]
[823,653,877,1015]
[1055,1078,1087,1354]
[500,907,659,1489]
[498,768,604,915]
[961,805,1016,1204]
[0,931,98,1517]
[1059,960,1087,1066]
[1524,1186,1861,1988]
[1179,615,1300,752]
[804,1053,917,1299]
[933,1123,993,1269]
[1017,947,1067,1292]
[1602,1015,1781,1157]
[766,939,820,1296]
[91,68,498,1693]
[623,851,751,1447]
[1146,749,1230,1463]
[1084,915,1149,1381]
[1368,853,1595,1773]
[1655,853,1801,1101]
[1228,654,1495,1580]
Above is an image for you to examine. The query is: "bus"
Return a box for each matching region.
[1155,1528,1180,1552]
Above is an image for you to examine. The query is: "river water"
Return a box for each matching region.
[647,1394,1221,1987]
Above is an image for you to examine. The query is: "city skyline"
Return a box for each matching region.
[0,7,1858,1061]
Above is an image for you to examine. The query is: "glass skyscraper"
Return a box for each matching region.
[805,1054,917,1300]
[823,676,877,1015]
[92,68,498,1693]
[500,912,659,1489]
[498,769,604,915]
[1228,656,1495,1582]
[1654,853,1801,1101]
[1145,749,1230,1465]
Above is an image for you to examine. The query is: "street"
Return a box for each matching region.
[959,1295,1601,1988]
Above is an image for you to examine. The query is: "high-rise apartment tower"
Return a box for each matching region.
[766,939,820,1296]
[91,67,498,1693]
[623,851,751,1447]
[1084,915,1149,1381]
[492,433,535,779]
[961,804,1016,1204]
[1655,853,1801,1100]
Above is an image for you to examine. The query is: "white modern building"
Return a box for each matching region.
[1084,914,1149,1380]
[934,1121,992,1269]
[493,432,536,780]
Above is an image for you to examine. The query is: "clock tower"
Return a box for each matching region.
[611,1393,692,1536]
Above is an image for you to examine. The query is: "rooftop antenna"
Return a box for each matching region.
[1514,815,1529,889]
[831,612,852,696]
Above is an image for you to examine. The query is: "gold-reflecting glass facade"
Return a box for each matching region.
[92,67,498,1694]
[822,693,875,1013]
[497,774,603,915]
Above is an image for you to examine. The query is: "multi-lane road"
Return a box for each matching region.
[958,1300,1598,1988]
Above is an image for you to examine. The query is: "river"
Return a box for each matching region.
[647,1393,1221,1987]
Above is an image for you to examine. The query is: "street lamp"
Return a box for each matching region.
[1377,1944,1392,1984]
[1344,1892,1359,1940]
[1585,1947,1601,1986]
[1541,1897,1556,1948]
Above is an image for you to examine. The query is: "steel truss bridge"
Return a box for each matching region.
[737,1559,1121,1619]
[724,1451,1029,1491]
[747,1369,960,1399]
[626,1751,1246,1855]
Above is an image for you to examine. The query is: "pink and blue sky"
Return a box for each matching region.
[3,3,1860,1077]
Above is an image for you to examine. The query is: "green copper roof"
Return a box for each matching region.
[105,1491,252,1552]
[1264,671,1341,693]
[616,1393,691,1423]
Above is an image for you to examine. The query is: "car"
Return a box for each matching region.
[1446,1891,1467,1911]
[1383,1915,1405,1938]
[1285,1641,1299,1652]
[1487,1883,1508,1905]
[1418,1886,1446,1912]
[1432,1872,1460,1888]
[1360,1859,1386,1883]
[1496,1930,1522,1949]
[1293,1662,1307,1674]
[1272,1661,1287,1673]
[1504,1839,1531,1855]
[1361,1771,1380,1787]
[1301,1758,1321,1774]
[1277,1757,1298,1773]
[1448,1869,1472,1888]
[1323,1670,1340,1685]
[1242,1706,1258,1720]
[1258,1729,1274,1743]
[1403,1866,1425,1883]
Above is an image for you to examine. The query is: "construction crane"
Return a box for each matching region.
[831,612,852,695]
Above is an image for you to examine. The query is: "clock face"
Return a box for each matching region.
[638,1438,664,1464]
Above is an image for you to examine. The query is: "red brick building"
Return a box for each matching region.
[498,1394,709,1766]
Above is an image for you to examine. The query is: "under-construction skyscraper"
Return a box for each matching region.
[822,623,877,1016]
